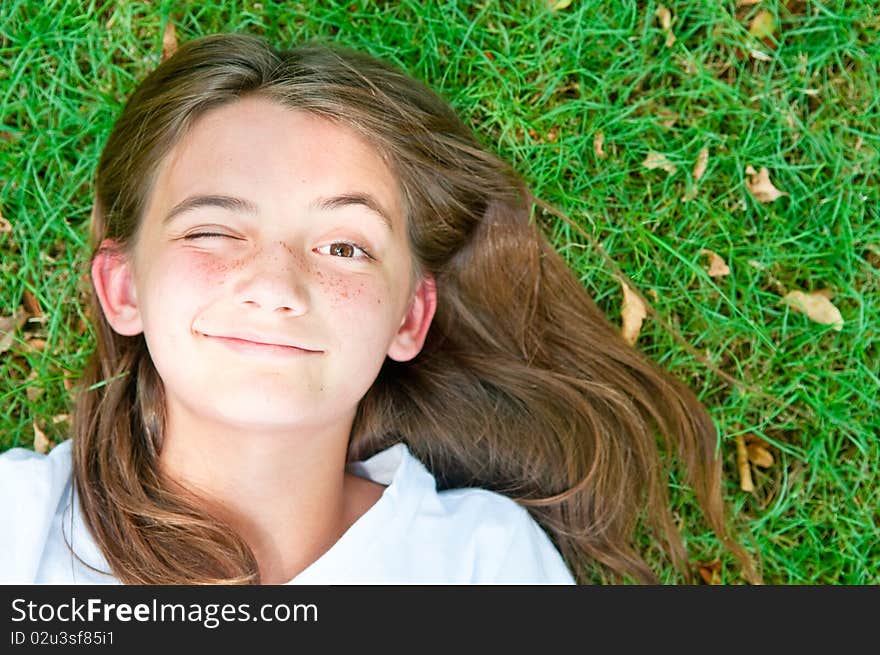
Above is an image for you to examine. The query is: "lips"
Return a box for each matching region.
[200,330,321,353]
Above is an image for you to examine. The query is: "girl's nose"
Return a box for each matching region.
[233,241,310,315]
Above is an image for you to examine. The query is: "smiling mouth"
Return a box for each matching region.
[204,335,321,355]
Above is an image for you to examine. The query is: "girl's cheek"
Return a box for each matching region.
[177,251,233,284]
[318,271,382,309]
[188,256,232,283]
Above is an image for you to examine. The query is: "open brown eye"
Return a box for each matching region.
[330,243,356,257]
[318,241,371,259]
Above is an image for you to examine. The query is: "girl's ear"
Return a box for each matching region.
[91,238,144,336]
[387,273,437,362]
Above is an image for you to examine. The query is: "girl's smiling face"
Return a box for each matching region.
[93,95,435,433]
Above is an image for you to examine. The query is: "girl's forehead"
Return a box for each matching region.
[169,99,390,179]
[148,98,404,224]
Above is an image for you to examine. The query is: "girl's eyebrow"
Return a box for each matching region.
[162,192,394,233]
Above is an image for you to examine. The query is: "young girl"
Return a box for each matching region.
[1,32,757,585]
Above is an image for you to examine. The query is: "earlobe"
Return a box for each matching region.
[91,239,144,336]
[387,273,437,362]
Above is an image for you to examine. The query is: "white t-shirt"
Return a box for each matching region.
[0,439,576,584]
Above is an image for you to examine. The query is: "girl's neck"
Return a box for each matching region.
[156,396,385,584]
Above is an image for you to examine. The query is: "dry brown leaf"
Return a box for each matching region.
[744,434,775,468]
[0,207,11,233]
[738,0,762,5]
[655,6,676,47]
[656,109,678,127]
[747,443,774,468]
[33,420,51,454]
[697,559,722,585]
[619,279,647,345]
[643,152,676,174]
[735,433,754,492]
[693,147,709,181]
[161,20,178,61]
[656,5,672,29]
[749,9,776,39]
[53,413,70,424]
[745,165,787,202]
[783,290,844,331]
[0,307,28,355]
[22,289,42,317]
[25,337,46,352]
[593,132,607,160]
[26,370,42,403]
[700,249,731,277]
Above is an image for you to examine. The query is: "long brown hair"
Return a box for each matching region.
[73,32,759,584]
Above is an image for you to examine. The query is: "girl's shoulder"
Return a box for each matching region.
[360,443,577,584]
[0,437,73,494]
[431,485,577,584]
[0,438,74,583]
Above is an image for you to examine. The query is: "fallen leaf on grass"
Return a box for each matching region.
[33,421,52,454]
[593,132,607,159]
[25,337,46,352]
[738,0,762,5]
[700,249,731,277]
[745,165,787,202]
[745,435,775,468]
[735,433,754,492]
[697,559,722,585]
[656,6,672,29]
[693,147,709,181]
[0,207,11,233]
[682,147,710,201]
[656,109,678,127]
[161,20,178,61]
[550,0,573,10]
[619,279,647,345]
[783,290,843,331]
[655,5,676,47]
[749,9,776,39]
[643,152,676,174]
[22,290,42,317]
[0,307,28,355]
[26,370,42,403]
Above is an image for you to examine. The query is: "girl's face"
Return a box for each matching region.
[94,95,435,433]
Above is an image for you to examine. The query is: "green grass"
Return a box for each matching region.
[1,0,877,584]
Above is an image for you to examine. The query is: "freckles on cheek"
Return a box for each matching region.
[184,254,232,284]
[318,271,386,310]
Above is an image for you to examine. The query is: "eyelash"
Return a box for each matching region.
[183,233,373,260]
